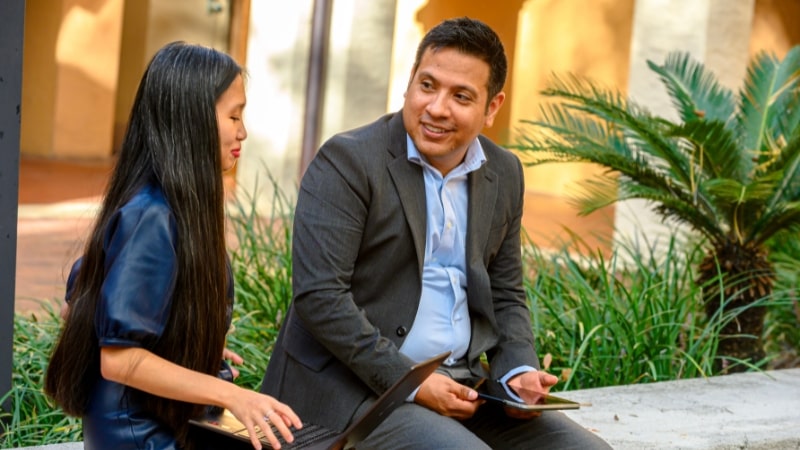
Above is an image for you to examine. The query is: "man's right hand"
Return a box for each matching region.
[414,372,483,419]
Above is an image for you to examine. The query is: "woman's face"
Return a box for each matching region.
[216,74,247,172]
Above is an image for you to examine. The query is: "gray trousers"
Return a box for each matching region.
[354,399,611,450]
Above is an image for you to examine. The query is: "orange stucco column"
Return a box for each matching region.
[21,0,123,159]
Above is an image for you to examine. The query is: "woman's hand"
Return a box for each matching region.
[222,347,244,379]
[99,346,303,449]
[225,389,303,450]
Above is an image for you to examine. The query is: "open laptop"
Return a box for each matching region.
[190,351,450,450]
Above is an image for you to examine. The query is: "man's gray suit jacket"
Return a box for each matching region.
[261,111,539,432]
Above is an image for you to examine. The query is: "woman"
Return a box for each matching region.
[44,42,300,450]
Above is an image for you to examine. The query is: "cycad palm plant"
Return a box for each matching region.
[515,47,800,372]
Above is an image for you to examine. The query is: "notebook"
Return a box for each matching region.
[190,351,450,450]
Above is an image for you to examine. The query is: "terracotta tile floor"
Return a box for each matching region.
[14,157,613,314]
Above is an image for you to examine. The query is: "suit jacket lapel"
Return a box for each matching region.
[386,113,426,272]
[467,156,498,307]
[466,151,497,316]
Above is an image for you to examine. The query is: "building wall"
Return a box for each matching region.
[751,0,800,57]
[509,0,635,197]
[20,0,61,158]
[51,0,124,159]
[112,0,230,153]
[17,0,799,215]
[20,0,229,160]
[21,0,123,159]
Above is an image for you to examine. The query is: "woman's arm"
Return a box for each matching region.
[100,346,301,450]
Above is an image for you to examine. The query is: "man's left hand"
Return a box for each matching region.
[505,370,559,419]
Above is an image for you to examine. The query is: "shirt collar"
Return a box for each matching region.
[406,135,487,174]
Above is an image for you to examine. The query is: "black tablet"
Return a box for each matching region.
[478,383,582,411]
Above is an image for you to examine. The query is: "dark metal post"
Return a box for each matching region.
[0,0,25,412]
[298,0,333,179]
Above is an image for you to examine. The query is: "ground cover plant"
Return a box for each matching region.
[522,231,784,390]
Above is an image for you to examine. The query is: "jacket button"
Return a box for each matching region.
[396,326,407,337]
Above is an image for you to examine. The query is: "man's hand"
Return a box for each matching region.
[505,370,559,419]
[414,372,483,420]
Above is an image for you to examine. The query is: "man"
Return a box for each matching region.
[262,17,610,449]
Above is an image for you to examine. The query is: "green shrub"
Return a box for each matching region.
[225,181,296,390]
[0,303,81,447]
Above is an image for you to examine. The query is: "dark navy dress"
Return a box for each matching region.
[67,184,233,450]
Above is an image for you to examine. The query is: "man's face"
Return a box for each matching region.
[402,46,504,176]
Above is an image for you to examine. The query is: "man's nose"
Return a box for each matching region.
[425,92,448,117]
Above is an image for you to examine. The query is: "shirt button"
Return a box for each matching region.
[396,326,408,337]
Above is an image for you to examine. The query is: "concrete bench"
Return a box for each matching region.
[16,368,800,449]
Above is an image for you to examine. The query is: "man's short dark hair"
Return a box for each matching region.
[413,17,507,102]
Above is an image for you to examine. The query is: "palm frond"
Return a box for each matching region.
[518,113,686,200]
[670,119,747,183]
[614,183,724,239]
[772,86,800,146]
[515,46,800,252]
[533,74,697,188]
[568,175,619,215]
[704,174,789,243]
[519,96,635,162]
[704,173,784,205]
[750,202,800,246]
[739,46,800,161]
[647,52,735,124]
[767,113,800,209]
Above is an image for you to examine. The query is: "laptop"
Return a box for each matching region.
[190,351,450,450]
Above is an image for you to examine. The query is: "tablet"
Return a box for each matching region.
[477,386,581,411]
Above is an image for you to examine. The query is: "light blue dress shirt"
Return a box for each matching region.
[400,135,535,401]
[399,135,485,367]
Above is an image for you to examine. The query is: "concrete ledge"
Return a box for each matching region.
[15,444,82,450]
[15,369,800,449]
[563,368,800,449]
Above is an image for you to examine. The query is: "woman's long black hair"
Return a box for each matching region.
[45,42,241,447]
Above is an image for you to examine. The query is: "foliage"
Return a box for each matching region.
[515,48,800,247]
[225,179,296,390]
[762,234,800,367]
[524,231,792,392]
[0,303,82,448]
[514,46,800,367]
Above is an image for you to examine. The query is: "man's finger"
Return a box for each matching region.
[460,386,478,400]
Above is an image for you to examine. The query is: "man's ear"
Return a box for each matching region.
[484,91,506,128]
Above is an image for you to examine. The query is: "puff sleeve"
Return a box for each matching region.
[95,188,178,348]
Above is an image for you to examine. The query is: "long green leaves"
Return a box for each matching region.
[524,233,721,389]
[0,303,82,447]
[647,52,736,126]
[740,47,800,160]
[225,176,297,390]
